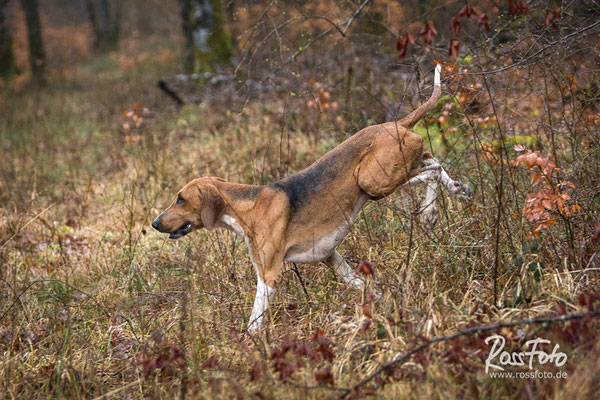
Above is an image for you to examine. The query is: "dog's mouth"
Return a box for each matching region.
[169,222,194,239]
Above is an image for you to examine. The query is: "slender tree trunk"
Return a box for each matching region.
[180,0,233,73]
[86,0,119,52]
[0,0,18,79]
[20,0,45,84]
[180,0,195,73]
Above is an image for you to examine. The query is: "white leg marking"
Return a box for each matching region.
[420,173,440,229]
[404,157,471,229]
[248,274,275,332]
[220,214,276,332]
[440,167,472,197]
[404,167,439,186]
[326,251,364,290]
[405,158,471,197]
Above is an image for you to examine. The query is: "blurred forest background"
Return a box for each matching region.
[1,0,600,398]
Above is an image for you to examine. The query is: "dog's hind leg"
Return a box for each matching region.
[404,157,471,230]
[418,170,441,230]
[415,157,471,196]
[439,167,472,198]
[325,251,364,290]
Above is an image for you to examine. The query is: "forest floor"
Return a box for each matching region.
[1,23,600,400]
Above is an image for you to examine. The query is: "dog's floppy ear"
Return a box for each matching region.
[199,184,224,230]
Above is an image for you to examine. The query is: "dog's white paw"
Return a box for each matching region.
[420,207,439,231]
[449,181,472,198]
[247,321,261,333]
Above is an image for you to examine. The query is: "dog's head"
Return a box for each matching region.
[152,177,225,239]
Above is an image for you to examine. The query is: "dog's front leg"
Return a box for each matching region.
[248,274,276,332]
[246,241,284,332]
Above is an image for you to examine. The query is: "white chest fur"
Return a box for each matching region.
[220,214,256,266]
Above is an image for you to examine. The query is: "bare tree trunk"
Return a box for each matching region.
[0,0,18,79]
[180,0,233,73]
[86,0,119,52]
[20,0,45,84]
[180,0,196,74]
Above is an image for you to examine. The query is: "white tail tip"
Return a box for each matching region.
[434,64,441,86]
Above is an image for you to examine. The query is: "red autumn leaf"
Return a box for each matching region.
[315,368,334,385]
[544,11,553,27]
[202,355,219,369]
[396,38,408,59]
[419,21,438,45]
[316,342,335,362]
[478,13,490,31]
[295,342,315,359]
[458,3,477,18]
[277,360,295,381]
[449,39,460,58]
[249,361,262,382]
[592,220,600,243]
[545,13,557,29]
[545,7,561,29]
[542,199,552,210]
[361,302,373,319]
[359,320,371,333]
[356,260,373,276]
[579,292,600,308]
[450,16,461,34]
[509,0,530,17]
[311,328,325,342]
[396,33,414,59]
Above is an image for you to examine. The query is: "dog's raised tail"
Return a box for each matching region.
[399,64,442,129]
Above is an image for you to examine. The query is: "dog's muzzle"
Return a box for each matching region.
[152,218,194,239]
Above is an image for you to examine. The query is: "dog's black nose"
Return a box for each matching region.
[151,218,161,231]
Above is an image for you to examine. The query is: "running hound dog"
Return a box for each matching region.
[152,65,472,331]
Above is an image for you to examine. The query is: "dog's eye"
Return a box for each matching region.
[176,195,185,204]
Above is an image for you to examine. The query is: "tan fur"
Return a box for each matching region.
[151,66,467,329]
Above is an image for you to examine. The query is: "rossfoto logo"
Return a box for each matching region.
[484,335,568,379]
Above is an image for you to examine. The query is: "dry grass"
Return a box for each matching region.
[2,12,600,399]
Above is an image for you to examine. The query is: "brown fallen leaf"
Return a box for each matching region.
[592,220,600,243]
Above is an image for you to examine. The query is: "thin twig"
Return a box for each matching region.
[458,20,600,76]
[0,203,53,250]
[292,263,310,302]
[342,0,370,36]
[92,378,142,400]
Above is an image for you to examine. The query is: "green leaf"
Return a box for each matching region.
[529,237,538,253]
[514,255,524,268]
[529,261,543,282]
[377,324,387,340]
